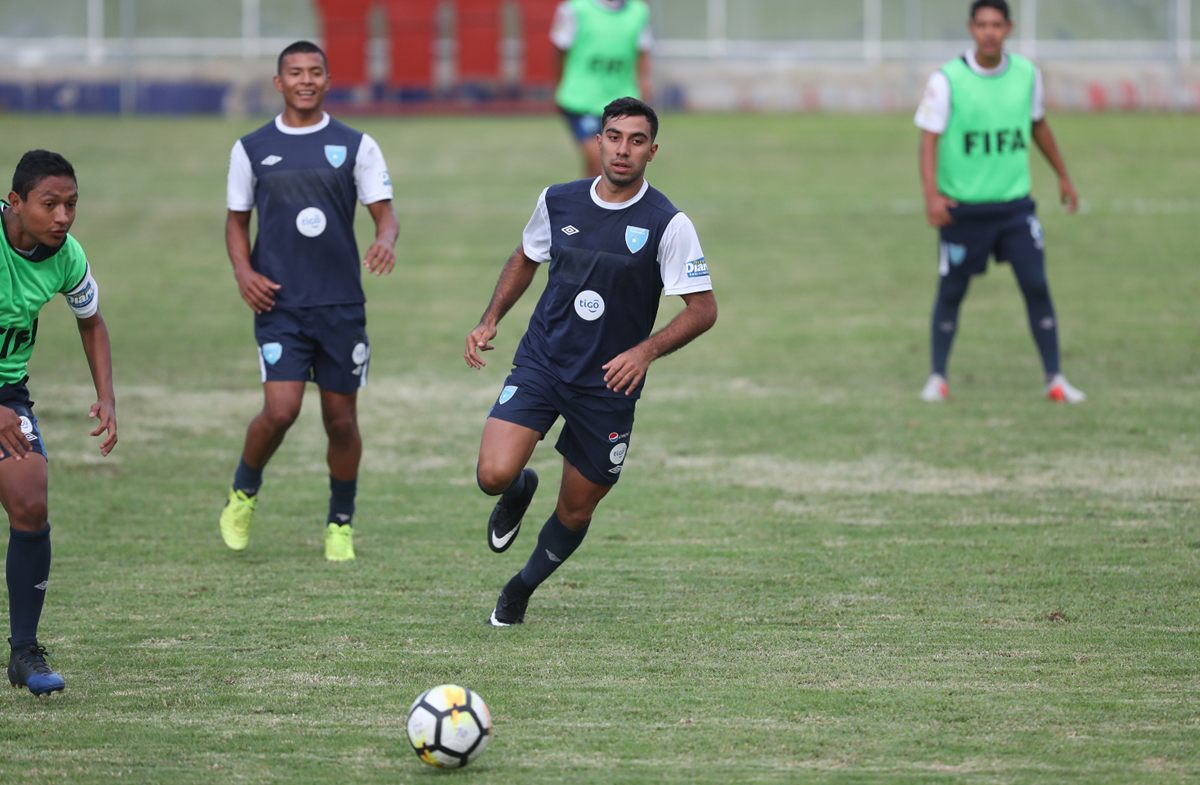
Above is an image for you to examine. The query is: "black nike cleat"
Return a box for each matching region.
[487,575,533,627]
[8,639,65,696]
[487,468,538,554]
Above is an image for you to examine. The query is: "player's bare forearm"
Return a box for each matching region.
[76,311,118,456]
[603,290,718,395]
[364,199,399,276]
[226,209,280,313]
[920,131,956,227]
[464,246,541,369]
[1032,119,1079,212]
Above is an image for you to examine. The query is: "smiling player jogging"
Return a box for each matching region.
[1,150,117,696]
[219,41,398,561]
[465,97,717,626]
[915,0,1085,403]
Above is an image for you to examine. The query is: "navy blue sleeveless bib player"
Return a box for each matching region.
[491,178,702,485]
[232,116,386,393]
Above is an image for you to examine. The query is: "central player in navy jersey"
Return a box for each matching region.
[219,41,399,562]
[465,97,717,626]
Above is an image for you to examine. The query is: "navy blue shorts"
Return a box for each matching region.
[488,366,636,487]
[938,197,1044,279]
[558,107,603,143]
[0,380,46,462]
[254,305,370,395]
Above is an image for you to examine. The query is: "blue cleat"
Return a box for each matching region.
[8,639,65,696]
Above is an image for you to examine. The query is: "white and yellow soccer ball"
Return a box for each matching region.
[406,684,491,768]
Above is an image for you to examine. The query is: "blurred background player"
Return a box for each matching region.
[915,0,1085,403]
[551,0,654,178]
[2,150,117,695]
[464,98,717,626]
[220,41,398,561]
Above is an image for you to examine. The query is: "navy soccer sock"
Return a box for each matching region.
[7,524,51,650]
[931,273,970,377]
[518,512,589,591]
[328,476,357,526]
[1019,284,1061,378]
[232,458,264,497]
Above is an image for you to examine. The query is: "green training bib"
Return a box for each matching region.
[555,0,650,117]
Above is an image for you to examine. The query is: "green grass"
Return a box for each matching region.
[0,111,1198,784]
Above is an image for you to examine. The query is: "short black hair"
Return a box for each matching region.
[278,40,328,74]
[601,97,659,141]
[971,0,1010,20]
[11,150,76,201]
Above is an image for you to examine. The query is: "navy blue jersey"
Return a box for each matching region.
[232,117,382,308]
[512,178,708,399]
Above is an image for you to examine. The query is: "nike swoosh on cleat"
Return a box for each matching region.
[488,611,511,627]
[491,525,520,550]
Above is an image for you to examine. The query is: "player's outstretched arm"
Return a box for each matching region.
[76,310,117,456]
[226,209,280,313]
[1031,119,1078,213]
[603,290,718,395]
[920,131,957,227]
[464,245,541,370]
[363,199,400,276]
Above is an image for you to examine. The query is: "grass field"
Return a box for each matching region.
[0,110,1197,784]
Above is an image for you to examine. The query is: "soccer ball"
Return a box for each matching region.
[406,684,491,768]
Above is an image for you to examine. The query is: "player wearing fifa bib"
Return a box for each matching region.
[1,150,118,696]
[551,0,653,178]
[464,98,717,627]
[220,41,398,562]
[915,0,1084,403]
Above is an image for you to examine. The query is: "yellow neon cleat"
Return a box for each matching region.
[325,523,355,562]
[219,488,257,551]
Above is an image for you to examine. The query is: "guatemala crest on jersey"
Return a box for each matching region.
[498,385,518,405]
[625,226,649,254]
[261,342,283,365]
[324,145,347,168]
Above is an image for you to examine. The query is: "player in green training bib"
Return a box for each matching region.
[551,0,653,177]
[1,150,117,696]
[915,0,1085,403]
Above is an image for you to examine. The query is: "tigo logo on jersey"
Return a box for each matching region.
[609,443,627,464]
[18,416,38,442]
[261,343,283,365]
[325,145,347,168]
[625,226,649,253]
[296,207,327,237]
[498,385,518,405]
[574,290,605,321]
[685,258,709,278]
[351,342,369,365]
[261,155,282,166]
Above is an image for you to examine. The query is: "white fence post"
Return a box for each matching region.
[88,0,104,65]
[242,0,261,60]
[120,0,136,115]
[1179,0,1192,65]
[707,0,727,58]
[864,0,882,63]
[1021,0,1038,61]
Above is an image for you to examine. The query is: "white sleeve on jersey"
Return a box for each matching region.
[916,65,1047,134]
[1032,66,1046,121]
[355,133,394,205]
[521,188,553,263]
[550,2,575,50]
[550,1,653,53]
[659,212,711,296]
[226,139,256,212]
[914,71,951,134]
[63,263,99,319]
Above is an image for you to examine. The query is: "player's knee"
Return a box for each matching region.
[7,496,48,530]
[475,461,516,496]
[1021,280,1051,305]
[261,403,301,432]
[321,410,358,441]
[556,506,593,532]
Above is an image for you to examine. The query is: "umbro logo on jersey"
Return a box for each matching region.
[562,225,580,236]
[261,155,282,166]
